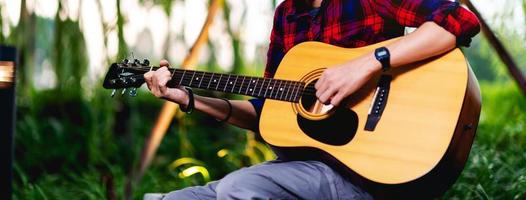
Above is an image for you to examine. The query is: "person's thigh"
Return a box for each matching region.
[215,160,372,200]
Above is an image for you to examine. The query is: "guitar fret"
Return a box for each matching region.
[272,80,279,99]
[270,80,281,99]
[253,78,259,96]
[178,70,186,86]
[216,74,223,90]
[283,80,290,101]
[231,75,238,93]
[188,71,196,87]
[294,82,302,101]
[198,72,205,87]
[239,76,246,93]
[223,74,230,92]
[290,81,297,102]
[246,77,253,95]
[259,78,268,97]
[268,80,277,98]
[278,80,284,100]
[207,73,214,89]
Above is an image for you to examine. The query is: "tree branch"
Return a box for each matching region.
[462,0,526,97]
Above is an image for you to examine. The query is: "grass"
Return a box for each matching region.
[444,82,526,199]
[13,81,526,199]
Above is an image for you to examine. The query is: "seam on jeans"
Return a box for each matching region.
[189,190,205,200]
[308,161,339,199]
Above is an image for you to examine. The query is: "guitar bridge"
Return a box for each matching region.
[365,75,392,131]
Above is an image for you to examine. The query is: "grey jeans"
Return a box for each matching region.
[161,160,373,200]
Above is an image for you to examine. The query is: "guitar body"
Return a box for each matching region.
[259,39,481,198]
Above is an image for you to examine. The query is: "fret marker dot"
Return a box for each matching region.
[279,88,283,91]
[269,87,273,89]
[230,82,233,84]
[214,80,217,82]
[196,78,199,80]
[252,80,256,83]
[249,89,253,91]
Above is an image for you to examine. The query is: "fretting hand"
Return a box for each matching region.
[143,59,190,106]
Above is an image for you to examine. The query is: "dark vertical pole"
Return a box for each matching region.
[461,0,526,97]
[0,45,17,200]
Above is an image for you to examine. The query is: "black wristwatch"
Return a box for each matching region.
[374,47,391,72]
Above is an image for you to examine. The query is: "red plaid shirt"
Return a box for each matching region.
[264,0,480,78]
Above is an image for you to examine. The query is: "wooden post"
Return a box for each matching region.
[462,0,526,97]
[0,45,17,200]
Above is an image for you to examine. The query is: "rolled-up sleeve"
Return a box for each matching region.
[373,0,480,46]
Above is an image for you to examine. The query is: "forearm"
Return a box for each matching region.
[363,22,457,72]
[190,95,258,131]
[386,22,457,68]
[315,22,458,106]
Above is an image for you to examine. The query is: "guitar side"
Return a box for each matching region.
[259,40,481,197]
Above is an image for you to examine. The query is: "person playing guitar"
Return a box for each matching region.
[143,0,480,199]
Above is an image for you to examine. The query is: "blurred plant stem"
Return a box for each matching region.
[117,0,128,59]
[13,0,36,96]
[52,0,89,93]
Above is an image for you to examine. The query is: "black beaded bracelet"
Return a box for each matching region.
[180,87,194,114]
[216,98,232,123]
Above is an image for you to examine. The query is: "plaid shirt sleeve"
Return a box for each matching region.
[373,0,480,46]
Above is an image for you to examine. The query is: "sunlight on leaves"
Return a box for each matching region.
[178,166,210,182]
[168,157,205,170]
[217,149,229,158]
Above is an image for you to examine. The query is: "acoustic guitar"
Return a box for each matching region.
[103,38,481,198]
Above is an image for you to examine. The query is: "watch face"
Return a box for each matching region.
[377,50,387,57]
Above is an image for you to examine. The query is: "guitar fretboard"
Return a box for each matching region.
[168,69,305,102]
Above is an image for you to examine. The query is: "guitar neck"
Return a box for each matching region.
[165,68,305,102]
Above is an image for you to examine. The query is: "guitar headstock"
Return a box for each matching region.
[102,58,151,97]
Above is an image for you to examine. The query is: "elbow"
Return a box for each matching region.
[454,6,482,47]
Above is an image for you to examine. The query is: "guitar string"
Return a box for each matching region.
[117,72,319,99]
[116,66,320,96]
[118,72,319,98]
[131,66,318,94]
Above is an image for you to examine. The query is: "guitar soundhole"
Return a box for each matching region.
[297,81,359,146]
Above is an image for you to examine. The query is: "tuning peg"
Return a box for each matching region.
[142,59,150,66]
[129,88,138,97]
[134,59,140,65]
[111,89,117,97]
[121,88,127,96]
[122,59,129,64]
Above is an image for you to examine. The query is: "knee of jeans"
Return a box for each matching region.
[161,190,194,200]
[216,169,258,199]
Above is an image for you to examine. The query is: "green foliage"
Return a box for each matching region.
[444,83,526,199]
[13,84,274,199]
